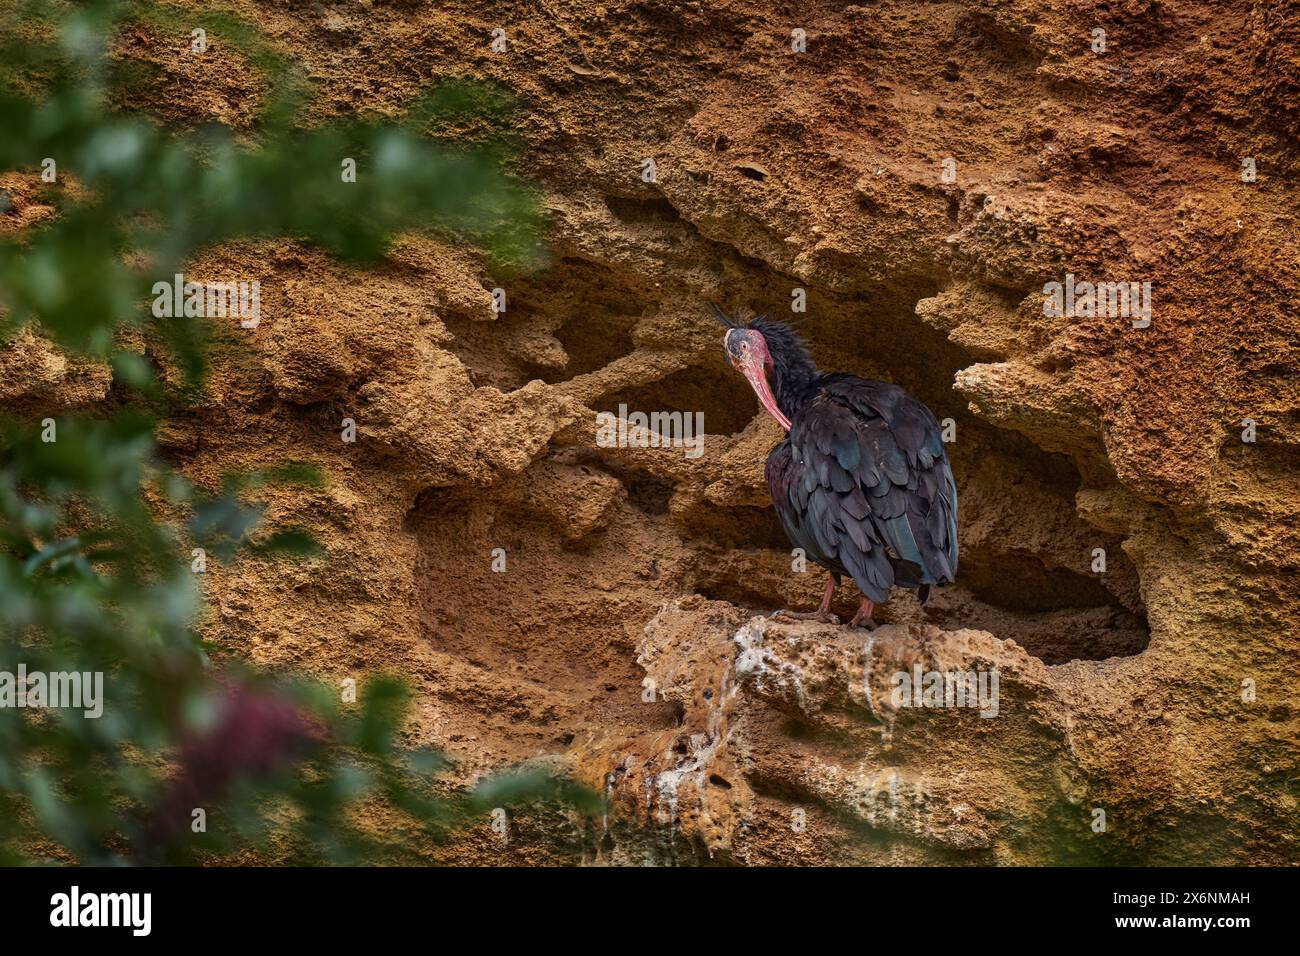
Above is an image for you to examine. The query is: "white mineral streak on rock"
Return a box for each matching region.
[732,617,811,714]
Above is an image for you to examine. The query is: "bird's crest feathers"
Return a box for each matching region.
[709,302,759,329]
[709,303,791,334]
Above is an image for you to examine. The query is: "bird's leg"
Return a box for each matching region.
[771,575,840,625]
[848,598,876,630]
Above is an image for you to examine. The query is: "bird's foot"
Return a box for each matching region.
[847,599,876,631]
[770,608,841,626]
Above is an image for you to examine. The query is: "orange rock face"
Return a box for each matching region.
[5,0,1297,863]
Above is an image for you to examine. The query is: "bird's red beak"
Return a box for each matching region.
[738,351,792,432]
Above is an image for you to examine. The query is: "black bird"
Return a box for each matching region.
[714,305,958,629]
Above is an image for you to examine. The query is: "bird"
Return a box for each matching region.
[713,304,958,629]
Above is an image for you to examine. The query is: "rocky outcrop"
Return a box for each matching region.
[3,0,1296,863]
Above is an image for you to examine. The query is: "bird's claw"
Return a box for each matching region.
[847,599,876,631]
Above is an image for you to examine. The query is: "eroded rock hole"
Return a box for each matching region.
[627,472,674,516]
[542,310,638,382]
[960,550,1116,611]
[594,365,758,436]
[686,277,1151,663]
[604,194,683,226]
[689,379,1149,663]
[443,256,644,388]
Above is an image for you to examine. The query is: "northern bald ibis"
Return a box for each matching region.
[714,305,958,629]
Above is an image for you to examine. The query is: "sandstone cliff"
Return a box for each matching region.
[4,0,1297,864]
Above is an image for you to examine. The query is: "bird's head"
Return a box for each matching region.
[711,304,794,431]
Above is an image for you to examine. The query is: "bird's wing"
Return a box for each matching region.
[766,437,840,573]
[788,376,958,600]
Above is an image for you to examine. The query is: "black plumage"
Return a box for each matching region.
[717,308,958,627]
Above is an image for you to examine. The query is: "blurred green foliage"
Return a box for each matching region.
[0,0,592,864]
